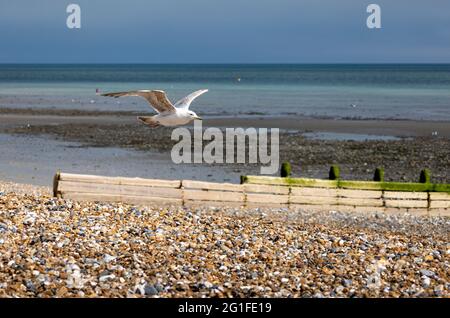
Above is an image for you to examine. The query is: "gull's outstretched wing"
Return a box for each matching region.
[174,89,208,109]
[101,90,176,113]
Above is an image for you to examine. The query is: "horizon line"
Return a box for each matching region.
[1,62,450,65]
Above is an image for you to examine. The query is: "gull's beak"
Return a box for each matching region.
[194,116,202,120]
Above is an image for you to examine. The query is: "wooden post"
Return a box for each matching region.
[53,171,61,198]
[329,165,340,180]
[280,162,291,178]
[374,167,384,182]
[419,169,431,183]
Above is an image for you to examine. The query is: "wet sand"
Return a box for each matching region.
[0,134,245,186]
[1,108,449,186]
[1,108,450,137]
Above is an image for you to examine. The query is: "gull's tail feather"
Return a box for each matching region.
[137,116,161,128]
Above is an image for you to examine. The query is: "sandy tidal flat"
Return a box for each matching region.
[1,109,449,185]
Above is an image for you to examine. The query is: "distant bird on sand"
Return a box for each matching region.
[101,89,207,128]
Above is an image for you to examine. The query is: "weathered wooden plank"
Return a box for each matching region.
[429,200,450,209]
[429,192,450,201]
[290,204,384,213]
[337,189,382,199]
[344,206,384,213]
[246,202,288,209]
[182,180,243,192]
[384,208,429,216]
[183,189,244,202]
[290,196,339,205]
[384,208,407,214]
[289,204,337,212]
[184,200,244,208]
[338,180,384,190]
[244,184,290,195]
[338,197,384,207]
[59,173,181,188]
[61,192,182,205]
[383,191,428,200]
[243,176,338,188]
[59,181,182,198]
[405,208,430,216]
[246,193,289,204]
[385,199,428,208]
[242,175,450,192]
[339,181,438,192]
[428,209,449,217]
[290,187,337,197]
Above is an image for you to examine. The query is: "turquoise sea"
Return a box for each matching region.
[0,64,449,120]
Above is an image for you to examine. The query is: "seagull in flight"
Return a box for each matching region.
[101,89,208,128]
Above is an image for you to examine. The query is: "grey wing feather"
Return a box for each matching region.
[174,89,208,109]
[101,90,176,113]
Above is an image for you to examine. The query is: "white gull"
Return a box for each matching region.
[101,89,208,128]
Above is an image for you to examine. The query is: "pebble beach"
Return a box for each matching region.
[0,181,448,298]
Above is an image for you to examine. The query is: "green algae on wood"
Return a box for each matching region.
[280,162,291,178]
[242,175,450,193]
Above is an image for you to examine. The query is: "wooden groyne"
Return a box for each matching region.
[241,176,449,215]
[53,172,450,216]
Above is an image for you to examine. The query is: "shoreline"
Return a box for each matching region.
[1,107,450,137]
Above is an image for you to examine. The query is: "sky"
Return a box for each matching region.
[0,0,449,63]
